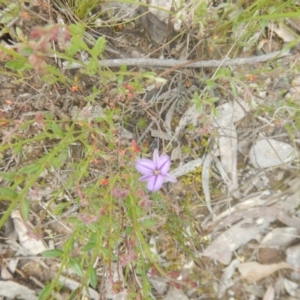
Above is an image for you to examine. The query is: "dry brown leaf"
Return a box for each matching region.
[217,259,240,298]
[204,190,271,230]
[211,99,249,197]
[203,218,271,264]
[11,210,47,255]
[1,261,13,280]
[105,263,128,300]
[212,99,250,128]
[170,158,203,178]
[237,261,292,283]
[148,275,168,295]
[263,285,275,300]
[260,227,300,248]
[217,124,239,195]
[164,100,177,137]
[59,275,99,300]
[150,128,172,140]
[283,278,300,297]
[286,243,300,268]
[0,280,38,299]
[268,22,297,42]
[171,144,181,161]
[213,206,300,233]
[163,286,189,300]
[174,104,199,140]
[202,153,213,214]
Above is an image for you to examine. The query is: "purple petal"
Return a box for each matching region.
[158,154,171,174]
[136,158,155,175]
[139,174,154,182]
[147,175,165,192]
[164,173,177,183]
[153,149,160,168]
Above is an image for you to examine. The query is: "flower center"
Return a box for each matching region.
[153,169,160,175]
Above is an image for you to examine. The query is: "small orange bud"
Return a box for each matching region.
[126,84,135,93]
[99,178,109,186]
[71,85,79,92]
[131,140,141,153]
[248,74,255,81]
[21,11,30,20]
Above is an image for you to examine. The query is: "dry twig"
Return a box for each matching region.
[62,50,291,70]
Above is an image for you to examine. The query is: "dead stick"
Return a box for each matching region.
[62,50,291,71]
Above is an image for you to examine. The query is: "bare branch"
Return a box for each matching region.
[62,50,291,70]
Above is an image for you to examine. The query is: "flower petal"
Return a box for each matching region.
[164,173,177,183]
[153,149,160,168]
[139,174,154,182]
[147,175,165,192]
[157,154,171,174]
[136,158,155,175]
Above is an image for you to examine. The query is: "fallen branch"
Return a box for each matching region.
[62,50,291,70]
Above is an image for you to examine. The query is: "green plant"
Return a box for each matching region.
[0,12,192,298]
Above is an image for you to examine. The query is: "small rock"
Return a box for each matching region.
[249,139,295,168]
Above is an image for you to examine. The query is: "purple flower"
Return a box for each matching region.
[135,149,177,192]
